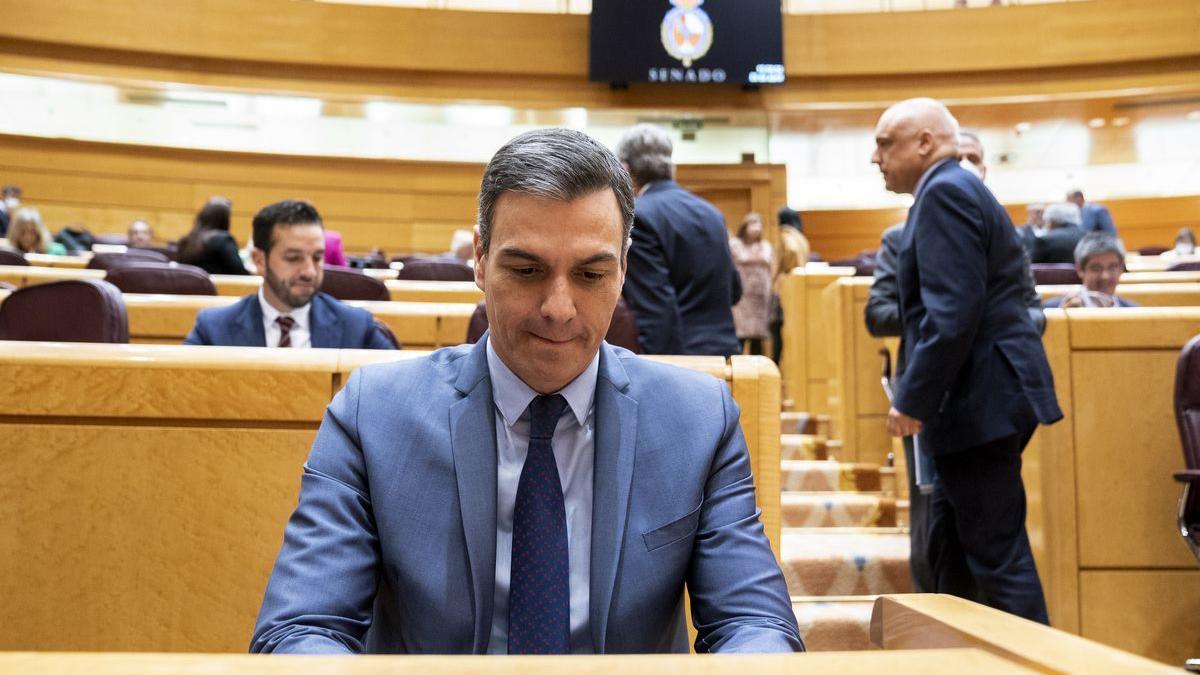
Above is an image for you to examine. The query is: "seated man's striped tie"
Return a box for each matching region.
[508,393,571,654]
[276,315,295,348]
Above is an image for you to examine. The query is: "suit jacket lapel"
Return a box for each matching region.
[309,294,343,349]
[449,336,498,653]
[232,294,267,347]
[589,343,637,653]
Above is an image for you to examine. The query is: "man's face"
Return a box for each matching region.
[871,116,926,195]
[475,189,626,395]
[1028,207,1045,227]
[252,223,325,310]
[128,221,152,247]
[1067,193,1085,208]
[1078,251,1123,296]
[958,136,986,180]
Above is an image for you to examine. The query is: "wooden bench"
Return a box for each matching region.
[778,264,855,413]
[0,343,780,652]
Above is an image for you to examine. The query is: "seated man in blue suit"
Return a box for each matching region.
[251,129,802,655]
[184,199,394,350]
[871,98,1062,625]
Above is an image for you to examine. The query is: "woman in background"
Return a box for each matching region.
[729,212,774,355]
[177,196,249,275]
[8,208,67,256]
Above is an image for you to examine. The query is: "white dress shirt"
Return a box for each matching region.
[258,289,312,349]
[485,338,596,654]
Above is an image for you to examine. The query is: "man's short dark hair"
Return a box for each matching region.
[615,124,674,187]
[2,185,22,199]
[477,128,634,253]
[1074,231,1126,268]
[252,200,323,253]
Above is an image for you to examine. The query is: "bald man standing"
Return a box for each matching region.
[871,98,1062,624]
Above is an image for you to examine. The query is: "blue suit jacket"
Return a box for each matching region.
[1080,203,1116,235]
[183,292,394,349]
[251,338,801,654]
[895,161,1063,456]
[622,180,742,357]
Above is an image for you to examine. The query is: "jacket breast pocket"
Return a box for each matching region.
[641,503,702,552]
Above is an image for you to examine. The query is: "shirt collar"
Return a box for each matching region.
[257,287,311,331]
[485,336,598,429]
[913,157,956,201]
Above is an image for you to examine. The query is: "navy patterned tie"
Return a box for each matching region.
[508,394,570,654]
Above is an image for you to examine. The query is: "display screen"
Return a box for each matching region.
[589,0,785,86]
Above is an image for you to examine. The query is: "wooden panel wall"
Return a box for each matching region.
[803,195,1200,261]
[2,0,1198,110]
[0,134,785,256]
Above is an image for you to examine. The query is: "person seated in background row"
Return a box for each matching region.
[1015,203,1045,254]
[177,196,251,275]
[1066,188,1116,235]
[1031,202,1085,264]
[1045,232,1137,308]
[185,199,395,349]
[1163,227,1197,258]
[956,130,987,180]
[0,184,22,238]
[251,128,801,655]
[8,207,67,256]
[449,228,475,265]
[127,219,154,248]
[55,222,95,253]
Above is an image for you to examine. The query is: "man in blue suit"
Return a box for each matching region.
[1067,189,1116,235]
[251,129,801,655]
[616,124,742,357]
[184,200,394,350]
[872,99,1062,624]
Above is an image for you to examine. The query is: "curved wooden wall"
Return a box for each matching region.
[1,0,1197,109]
[0,134,786,255]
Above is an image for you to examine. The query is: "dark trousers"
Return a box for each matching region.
[903,438,981,599]
[928,432,1049,624]
[740,337,764,356]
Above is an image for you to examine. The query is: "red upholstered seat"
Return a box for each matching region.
[1174,334,1200,563]
[1137,245,1170,256]
[1030,263,1081,285]
[87,249,170,270]
[0,245,28,266]
[398,257,475,282]
[0,279,129,343]
[105,262,217,295]
[465,298,642,354]
[320,266,390,301]
[1167,261,1200,273]
[93,233,129,245]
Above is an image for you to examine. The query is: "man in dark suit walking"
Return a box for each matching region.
[185,199,394,350]
[871,98,1062,624]
[615,124,741,356]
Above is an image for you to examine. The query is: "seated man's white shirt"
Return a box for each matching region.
[485,337,597,654]
[258,288,312,348]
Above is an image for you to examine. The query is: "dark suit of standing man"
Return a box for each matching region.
[616,124,742,357]
[866,134,1046,599]
[872,98,1062,624]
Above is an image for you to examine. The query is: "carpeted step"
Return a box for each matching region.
[782,493,900,528]
[780,529,914,597]
[780,460,886,493]
[792,596,876,651]
[781,412,831,437]
[781,434,828,461]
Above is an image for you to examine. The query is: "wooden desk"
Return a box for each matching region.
[0,263,105,287]
[1038,282,1200,306]
[24,252,91,268]
[0,343,782,652]
[778,264,855,413]
[871,594,1175,673]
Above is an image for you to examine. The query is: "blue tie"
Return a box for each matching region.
[508,394,571,654]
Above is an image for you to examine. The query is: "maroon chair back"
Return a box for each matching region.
[87,249,170,270]
[0,281,15,291]
[105,262,217,295]
[398,258,475,282]
[1137,245,1170,256]
[320,266,390,302]
[0,245,28,266]
[131,244,179,262]
[1174,334,1200,562]
[1030,263,1081,285]
[465,298,642,354]
[93,233,129,246]
[0,279,129,343]
[1167,261,1200,273]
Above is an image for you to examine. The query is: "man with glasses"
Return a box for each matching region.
[1045,232,1138,308]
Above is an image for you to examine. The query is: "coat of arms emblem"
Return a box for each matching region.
[660,0,713,68]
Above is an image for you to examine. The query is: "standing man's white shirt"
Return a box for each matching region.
[258,288,312,348]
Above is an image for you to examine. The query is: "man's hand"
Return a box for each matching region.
[1058,290,1084,308]
[886,406,923,437]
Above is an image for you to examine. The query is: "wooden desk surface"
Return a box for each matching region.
[23,252,91,268]
[0,650,1036,674]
